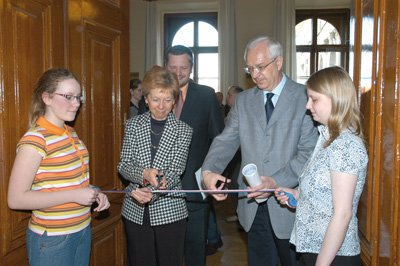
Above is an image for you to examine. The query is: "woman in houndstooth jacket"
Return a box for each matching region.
[118,65,193,266]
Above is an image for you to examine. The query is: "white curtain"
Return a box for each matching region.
[218,0,237,95]
[273,0,297,80]
[145,2,161,71]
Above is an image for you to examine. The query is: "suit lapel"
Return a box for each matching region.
[251,88,268,132]
[139,113,152,168]
[266,80,295,130]
[179,82,198,122]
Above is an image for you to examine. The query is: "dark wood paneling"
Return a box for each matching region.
[0,1,65,264]
[0,0,128,265]
[91,220,126,266]
[68,0,129,265]
[83,19,121,191]
[351,0,400,264]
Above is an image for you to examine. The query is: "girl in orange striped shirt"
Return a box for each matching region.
[7,68,110,266]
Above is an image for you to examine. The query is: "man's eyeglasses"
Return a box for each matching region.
[244,57,277,74]
[53,93,84,102]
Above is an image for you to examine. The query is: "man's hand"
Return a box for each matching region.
[247,175,277,199]
[202,172,230,201]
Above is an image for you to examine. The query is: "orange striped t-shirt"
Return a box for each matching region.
[17,116,91,236]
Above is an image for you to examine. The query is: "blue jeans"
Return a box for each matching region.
[26,225,91,266]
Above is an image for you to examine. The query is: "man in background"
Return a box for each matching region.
[216,91,226,118]
[165,45,224,266]
[223,85,244,224]
[226,85,243,112]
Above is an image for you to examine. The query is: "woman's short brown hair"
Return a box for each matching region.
[141,65,179,99]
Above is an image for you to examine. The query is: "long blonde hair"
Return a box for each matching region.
[28,68,79,129]
[306,66,364,147]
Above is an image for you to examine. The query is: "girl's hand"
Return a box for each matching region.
[274,187,298,207]
[73,186,99,206]
[94,192,110,212]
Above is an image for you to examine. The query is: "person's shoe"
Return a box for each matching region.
[206,239,223,256]
[225,215,238,223]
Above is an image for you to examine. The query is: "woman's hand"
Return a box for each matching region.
[143,168,166,188]
[143,168,160,187]
[130,187,152,204]
[157,177,168,189]
[94,192,110,212]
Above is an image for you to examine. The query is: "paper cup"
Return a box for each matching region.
[242,163,262,188]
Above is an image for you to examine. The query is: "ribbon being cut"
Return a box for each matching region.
[95,188,275,194]
[94,188,297,208]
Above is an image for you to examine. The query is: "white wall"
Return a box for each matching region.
[129,0,351,88]
[129,0,147,79]
[235,0,275,89]
[296,0,350,9]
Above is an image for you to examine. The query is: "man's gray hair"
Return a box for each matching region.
[244,36,283,61]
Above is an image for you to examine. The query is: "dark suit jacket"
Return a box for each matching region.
[179,81,224,210]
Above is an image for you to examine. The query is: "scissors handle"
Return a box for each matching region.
[155,170,163,189]
[279,191,297,208]
[215,176,228,195]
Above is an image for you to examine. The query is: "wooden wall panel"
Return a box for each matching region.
[352,0,376,264]
[351,0,400,264]
[83,20,121,192]
[68,0,129,265]
[0,0,128,265]
[0,1,65,264]
[91,221,126,266]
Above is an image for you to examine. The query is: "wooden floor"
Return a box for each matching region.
[206,197,248,266]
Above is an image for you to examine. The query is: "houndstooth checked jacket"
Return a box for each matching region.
[118,112,193,226]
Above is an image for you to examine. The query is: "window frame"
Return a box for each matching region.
[164,12,218,84]
[296,9,350,78]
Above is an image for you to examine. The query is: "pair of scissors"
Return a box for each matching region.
[155,170,163,189]
[279,191,297,208]
[215,176,228,195]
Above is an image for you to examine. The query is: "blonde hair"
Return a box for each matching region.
[28,68,79,129]
[141,65,179,99]
[306,66,364,147]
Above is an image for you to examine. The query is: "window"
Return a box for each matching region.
[296,9,350,84]
[164,13,219,91]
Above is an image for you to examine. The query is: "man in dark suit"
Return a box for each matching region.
[202,36,318,266]
[165,45,224,266]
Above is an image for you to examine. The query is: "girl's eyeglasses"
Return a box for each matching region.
[52,93,84,102]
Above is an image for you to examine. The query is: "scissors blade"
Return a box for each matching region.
[155,170,162,189]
